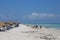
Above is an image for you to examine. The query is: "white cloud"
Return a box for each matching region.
[23,12,58,20]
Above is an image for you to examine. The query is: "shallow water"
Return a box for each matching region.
[25,24,60,29]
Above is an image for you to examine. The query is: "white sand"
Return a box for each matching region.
[0,24,60,40]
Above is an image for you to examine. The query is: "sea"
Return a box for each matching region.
[25,23,60,30]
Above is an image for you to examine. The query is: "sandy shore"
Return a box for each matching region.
[0,24,60,40]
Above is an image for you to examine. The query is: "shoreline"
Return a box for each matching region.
[0,24,60,40]
[25,24,60,30]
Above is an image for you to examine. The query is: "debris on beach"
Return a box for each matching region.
[0,24,60,40]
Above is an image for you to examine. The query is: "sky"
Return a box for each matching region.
[0,0,60,24]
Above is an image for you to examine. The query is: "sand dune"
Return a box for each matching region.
[0,24,60,40]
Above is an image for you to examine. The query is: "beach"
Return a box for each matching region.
[0,24,60,40]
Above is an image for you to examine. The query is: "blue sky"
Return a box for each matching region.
[0,0,60,24]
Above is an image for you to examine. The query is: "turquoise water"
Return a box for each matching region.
[38,24,60,28]
[26,24,60,29]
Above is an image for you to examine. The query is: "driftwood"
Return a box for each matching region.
[5,21,20,27]
[0,22,6,31]
[0,21,20,31]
